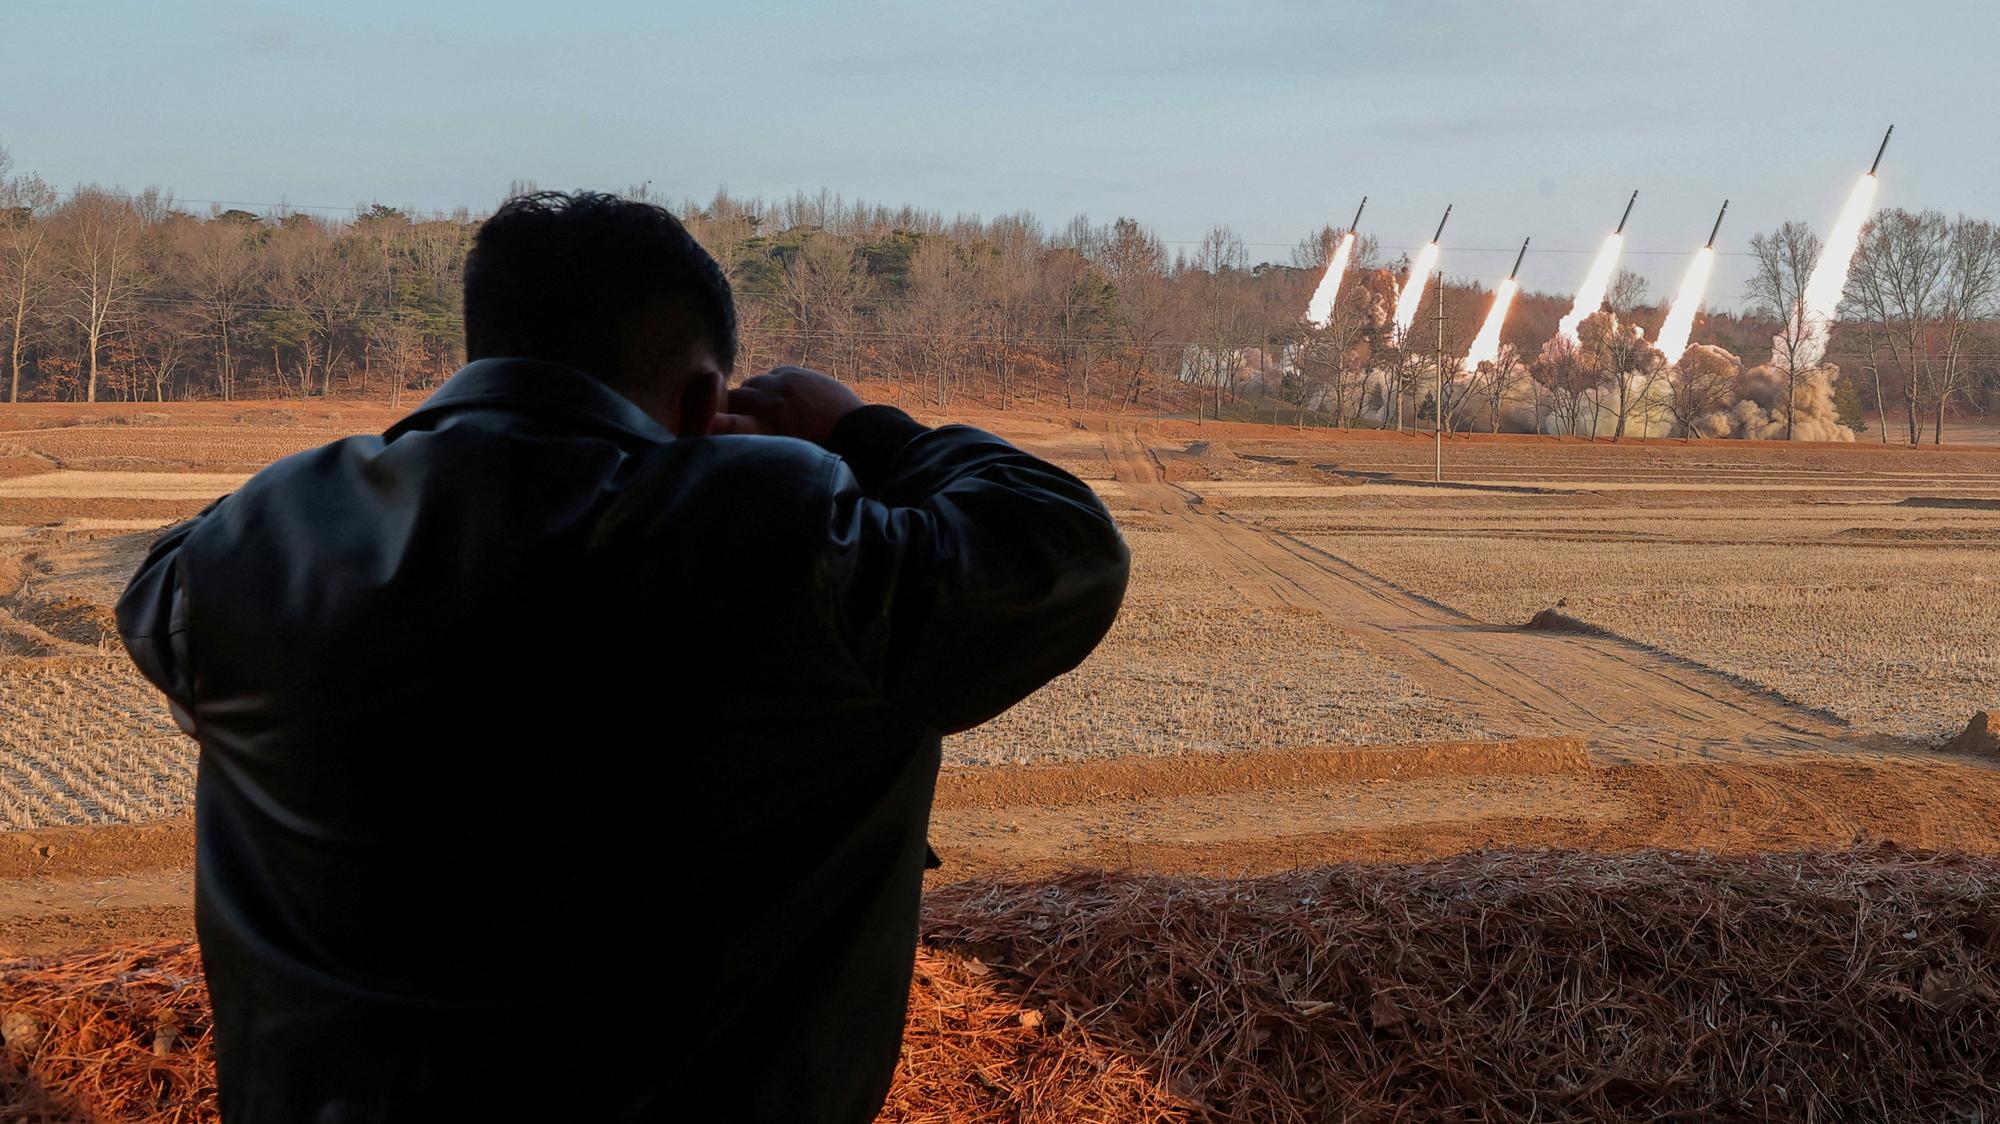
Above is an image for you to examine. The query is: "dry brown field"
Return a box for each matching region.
[5,399,2000,1119]
[1,400,2000,906]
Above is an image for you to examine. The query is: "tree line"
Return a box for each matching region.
[1,148,1994,441]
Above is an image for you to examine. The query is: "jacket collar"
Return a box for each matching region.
[385,358,676,444]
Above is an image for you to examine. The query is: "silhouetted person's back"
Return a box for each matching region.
[117,192,1129,1122]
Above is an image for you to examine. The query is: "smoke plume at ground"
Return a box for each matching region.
[1356,312,1855,441]
[1694,361,1856,442]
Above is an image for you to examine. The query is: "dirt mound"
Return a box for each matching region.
[1896,496,2000,510]
[12,594,117,647]
[1944,712,2000,760]
[73,413,173,428]
[1523,607,1609,636]
[1834,526,2000,543]
[231,408,300,427]
[0,445,58,479]
[0,616,67,659]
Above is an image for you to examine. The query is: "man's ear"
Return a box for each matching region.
[672,370,724,439]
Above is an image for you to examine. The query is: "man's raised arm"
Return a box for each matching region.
[114,496,227,738]
[717,368,1130,734]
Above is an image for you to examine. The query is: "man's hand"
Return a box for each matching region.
[708,366,864,447]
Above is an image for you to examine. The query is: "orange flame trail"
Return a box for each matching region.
[1461,278,1519,370]
[1779,173,1879,369]
[1654,247,1715,367]
[1556,233,1624,343]
[1391,241,1441,342]
[1304,231,1356,328]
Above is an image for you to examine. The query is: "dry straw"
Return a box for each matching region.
[916,845,2000,1122]
[4,846,1999,1122]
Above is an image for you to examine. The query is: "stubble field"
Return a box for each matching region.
[6,399,2000,1119]
[4,400,2000,852]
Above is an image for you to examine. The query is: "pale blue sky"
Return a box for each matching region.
[3,0,1994,304]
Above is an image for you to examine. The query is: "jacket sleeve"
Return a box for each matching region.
[819,406,1129,734]
[114,497,226,738]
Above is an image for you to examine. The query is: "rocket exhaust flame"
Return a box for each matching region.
[1460,237,1530,370]
[1655,200,1729,367]
[1555,232,1625,343]
[1304,196,1366,329]
[1461,278,1519,370]
[1654,247,1715,368]
[1304,230,1357,328]
[1778,172,1879,369]
[1392,241,1441,342]
[1556,192,1638,344]
[1391,206,1451,342]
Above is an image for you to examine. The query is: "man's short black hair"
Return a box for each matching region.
[463,191,736,378]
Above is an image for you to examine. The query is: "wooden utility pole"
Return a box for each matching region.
[1433,271,1447,482]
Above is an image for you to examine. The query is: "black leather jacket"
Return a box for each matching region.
[116,358,1129,1123]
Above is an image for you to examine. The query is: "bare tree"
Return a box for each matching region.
[983,215,1045,408]
[1483,341,1526,434]
[1089,218,1174,408]
[1186,226,1253,420]
[1932,217,2000,442]
[1040,245,1114,407]
[1666,343,1739,436]
[1436,355,1490,435]
[1578,309,1662,438]
[1532,334,1593,436]
[268,216,370,396]
[0,156,57,403]
[1606,269,1650,317]
[777,233,872,377]
[1846,209,1948,444]
[53,188,146,402]
[893,239,977,409]
[1844,210,2000,444]
[130,302,197,401]
[1745,221,1823,440]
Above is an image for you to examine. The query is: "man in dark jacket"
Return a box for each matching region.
[116,191,1129,1122]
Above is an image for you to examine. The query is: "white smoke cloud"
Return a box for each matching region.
[1694,364,1855,442]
